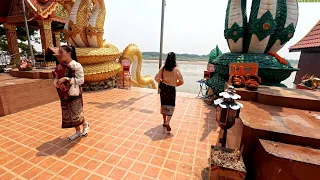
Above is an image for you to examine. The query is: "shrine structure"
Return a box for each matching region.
[289,19,320,84]
[0,0,68,65]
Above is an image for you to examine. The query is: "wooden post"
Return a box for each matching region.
[38,19,53,53]
[52,32,61,47]
[3,23,20,66]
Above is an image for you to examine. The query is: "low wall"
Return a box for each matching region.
[0,79,59,116]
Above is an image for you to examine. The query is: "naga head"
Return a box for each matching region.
[224,0,299,54]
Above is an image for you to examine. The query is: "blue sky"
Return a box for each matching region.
[34,0,320,60]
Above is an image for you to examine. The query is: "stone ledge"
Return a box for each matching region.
[253,139,320,180]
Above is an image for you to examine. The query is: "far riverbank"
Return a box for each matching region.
[143,59,207,65]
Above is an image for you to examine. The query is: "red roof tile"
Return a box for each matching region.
[289,19,320,51]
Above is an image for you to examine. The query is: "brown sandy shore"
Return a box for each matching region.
[143,59,207,64]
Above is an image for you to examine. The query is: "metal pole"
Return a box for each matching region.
[158,0,166,94]
[159,0,166,69]
[22,0,34,61]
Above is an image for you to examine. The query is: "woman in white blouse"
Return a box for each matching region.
[53,45,90,141]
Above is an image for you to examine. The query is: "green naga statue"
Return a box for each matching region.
[206,0,299,93]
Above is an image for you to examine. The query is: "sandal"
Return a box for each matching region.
[82,122,90,137]
[165,125,171,132]
[68,131,82,141]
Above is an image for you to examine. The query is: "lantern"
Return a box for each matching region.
[214,86,243,147]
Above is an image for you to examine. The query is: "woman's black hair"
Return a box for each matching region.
[61,45,78,62]
[164,52,177,72]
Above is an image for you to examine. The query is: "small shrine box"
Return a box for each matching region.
[204,70,210,80]
[121,59,130,72]
[119,59,131,89]
[204,64,215,80]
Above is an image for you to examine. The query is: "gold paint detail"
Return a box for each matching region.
[39,19,53,50]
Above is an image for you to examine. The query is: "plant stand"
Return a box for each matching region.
[210,145,246,180]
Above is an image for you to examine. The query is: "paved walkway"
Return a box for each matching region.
[0,88,219,180]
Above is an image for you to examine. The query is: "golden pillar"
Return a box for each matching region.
[38,19,53,53]
[4,23,20,65]
[52,32,61,47]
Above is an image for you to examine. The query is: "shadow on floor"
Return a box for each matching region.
[87,93,154,113]
[144,125,174,141]
[200,107,218,142]
[36,137,80,157]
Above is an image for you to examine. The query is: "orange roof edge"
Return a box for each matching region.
[289,19,320,51]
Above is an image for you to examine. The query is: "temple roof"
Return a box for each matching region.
[0,0,68,24]
[289,19,320,52]
[26,0,58,19]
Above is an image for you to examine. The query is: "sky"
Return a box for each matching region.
[34,0,320,60]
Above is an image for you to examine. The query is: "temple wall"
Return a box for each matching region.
[294,48,320,84]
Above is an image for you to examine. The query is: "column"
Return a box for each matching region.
[3,23,20,65]
[52,31,61,47]
[38,19,53,53]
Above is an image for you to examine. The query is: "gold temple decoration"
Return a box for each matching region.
[59,0,156,88]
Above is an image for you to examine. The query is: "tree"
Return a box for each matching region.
[0,24,39,57]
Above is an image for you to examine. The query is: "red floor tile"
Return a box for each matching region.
[0,88,218,179]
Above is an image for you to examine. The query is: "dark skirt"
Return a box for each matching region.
[60,93,85,128]
[160,83,176,116]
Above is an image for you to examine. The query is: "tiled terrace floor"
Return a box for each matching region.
[0,88,219,180]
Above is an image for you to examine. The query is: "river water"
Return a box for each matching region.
[141,61,296,94]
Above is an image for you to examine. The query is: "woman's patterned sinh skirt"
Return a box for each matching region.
[160,83,176,116]
[60,94,85,128]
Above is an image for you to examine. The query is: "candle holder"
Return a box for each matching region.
[214,85,243,147]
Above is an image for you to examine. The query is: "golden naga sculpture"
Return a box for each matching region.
[58,0,156,88]
[120,44,157,89]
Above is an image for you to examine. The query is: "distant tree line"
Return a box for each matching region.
[142,52,299,65]
[142,52,209,61]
